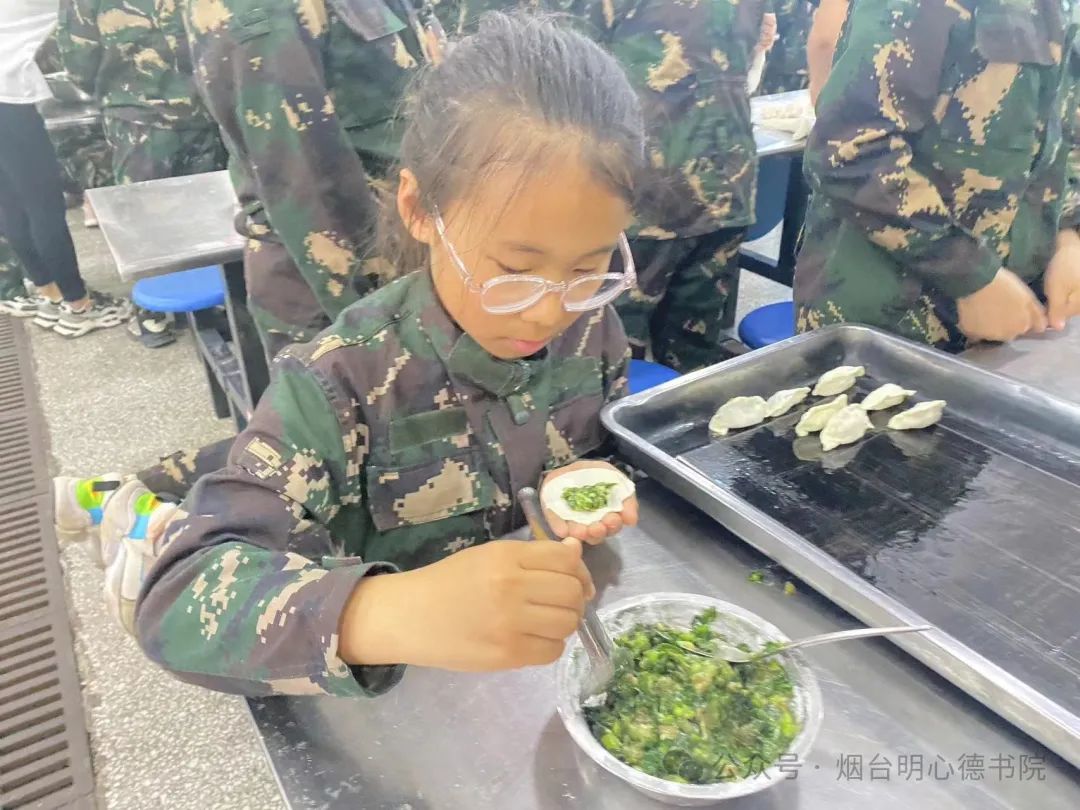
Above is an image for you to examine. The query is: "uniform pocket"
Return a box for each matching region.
[365,449,493,532]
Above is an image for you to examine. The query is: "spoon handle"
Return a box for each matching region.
[761,624,933,658]
[518,487,615,671]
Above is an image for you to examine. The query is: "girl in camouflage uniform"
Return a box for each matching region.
[56,13,646,695]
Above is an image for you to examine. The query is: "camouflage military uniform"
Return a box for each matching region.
[760,0,813,95]
[57,0,226,184]
[35,33,114,196]
[594,0,770,372]
[0,236,27,301]
[134,270,629,695]
[183,0,430,357]
[798,0,1080,351]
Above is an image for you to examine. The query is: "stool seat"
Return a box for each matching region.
[628,359,680,395]
[738,301,796,349]
[132,266,225,313]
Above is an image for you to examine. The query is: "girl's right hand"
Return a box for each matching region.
[339,538,594,672]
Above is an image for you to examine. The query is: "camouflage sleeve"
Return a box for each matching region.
[185,8,371,321]
[1061,108,1080,231]
[135,359,403,697]
[806,0,1002,299]
[57,0,102,96]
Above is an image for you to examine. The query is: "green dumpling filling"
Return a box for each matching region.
[562,482,618,512]
[585,609,800,784]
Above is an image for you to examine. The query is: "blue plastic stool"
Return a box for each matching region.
[738,301,796,349]
[628,359,680,395]
[132,265,225,312]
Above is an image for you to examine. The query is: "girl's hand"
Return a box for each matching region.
[541,460,639,545]
[1046,231,1080,331]
[339,538,594,671]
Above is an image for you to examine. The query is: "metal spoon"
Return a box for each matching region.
[713,624,934,664]
[517,487,616,698]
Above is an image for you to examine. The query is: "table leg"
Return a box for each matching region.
[738,155,809,288]
[188,310,230,421]
[775,156,808,280]
[220,260,270,420]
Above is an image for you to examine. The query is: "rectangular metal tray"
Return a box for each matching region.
[604,325,1080,768]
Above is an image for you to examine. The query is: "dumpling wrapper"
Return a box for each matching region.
[765,386,812,418]
[861,383,916,411]
[820,404,874,452]
[709,395,767,436]
[812,365,866,397]
[541,467,636,523]
[887,400,947,431]
[795,394,848,437]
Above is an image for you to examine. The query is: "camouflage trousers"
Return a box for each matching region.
[0,235,25,300]
[137,439,233,500]
[244,238,332,361]
[103,117,227,184]
[51,123,113,196]
[614,227,746,373]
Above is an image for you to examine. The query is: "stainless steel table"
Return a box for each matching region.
[246,331,1079,809]
[86,174,267,428]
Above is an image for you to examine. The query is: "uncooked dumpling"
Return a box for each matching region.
[795,394,848,437]
[887,400,947,431]
[709,396,767,436]
[812,365,866,397]
[820,405,874,452]
[861,383,916,411]
[765,387,812,418]
[541,467,636,523]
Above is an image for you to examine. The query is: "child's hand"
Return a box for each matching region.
[339,538,594,672]
[1046,232,1080,331]
[541,460,639,545]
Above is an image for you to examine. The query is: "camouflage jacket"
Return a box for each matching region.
[57,0,214,127]
[760,0,813,95]
[454,0,773,234]
[183,0,431,322]
[135,270,630,696]
[589,0,771,237]
[798,0,1080,342]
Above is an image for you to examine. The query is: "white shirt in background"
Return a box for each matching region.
[0,0,59,104]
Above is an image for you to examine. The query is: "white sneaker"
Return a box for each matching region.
[54,291,132,338]
[100,481,177,635]
[53,474,123,566]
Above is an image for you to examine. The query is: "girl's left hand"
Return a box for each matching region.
[540,460,639,545]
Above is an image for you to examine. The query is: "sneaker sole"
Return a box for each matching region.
[55,315,127,338]
[1,306,42,318]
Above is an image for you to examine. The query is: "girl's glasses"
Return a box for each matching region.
[433,211,636,314]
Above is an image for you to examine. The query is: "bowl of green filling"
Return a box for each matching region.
[555,593,823,805]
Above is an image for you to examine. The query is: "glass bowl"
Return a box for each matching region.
[555,592,824,806]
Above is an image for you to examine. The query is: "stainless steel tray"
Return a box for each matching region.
[603,325,1080,768]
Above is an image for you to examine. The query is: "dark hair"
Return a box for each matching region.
[380,12,645,270]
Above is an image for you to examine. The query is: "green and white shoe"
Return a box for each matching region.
[100,481,177,635]
[53,475,123,566]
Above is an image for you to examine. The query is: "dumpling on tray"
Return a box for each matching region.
[765,386,812,418]
[860,383,916,411]
[812,365,866,397]
[795,394,847,437]
[820,404,874,451]
[888,400,947,431]
[709,396,767,437]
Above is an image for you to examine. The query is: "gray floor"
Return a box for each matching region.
[26,213,789,808]
[29,214,285,810]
